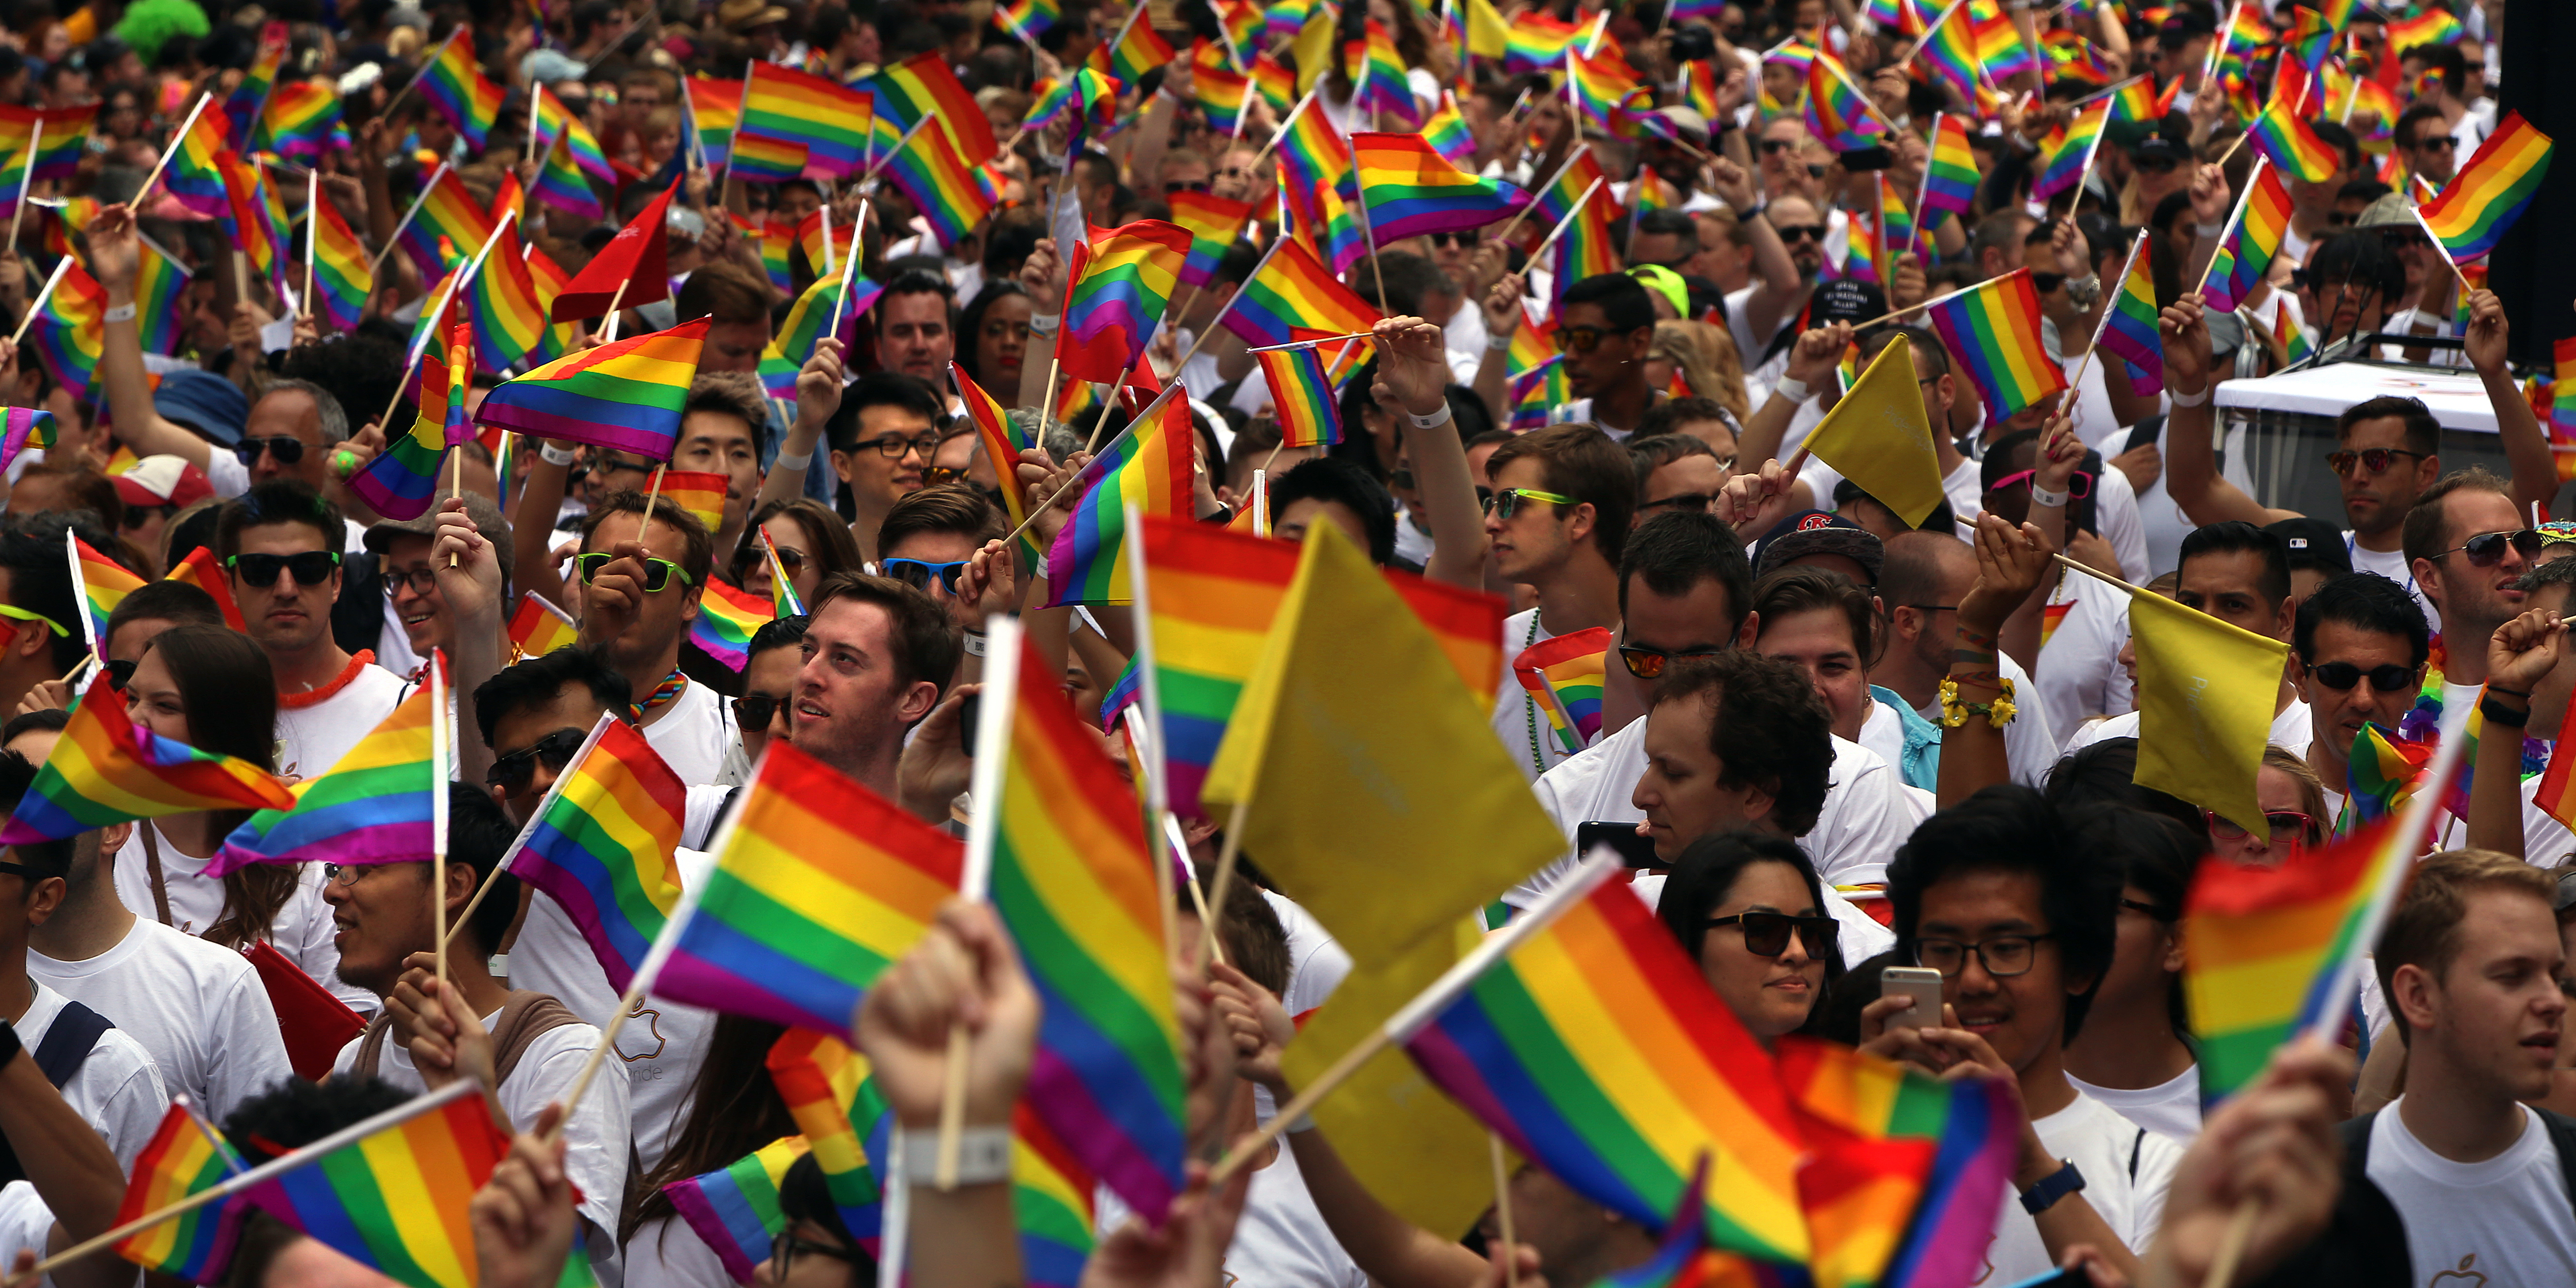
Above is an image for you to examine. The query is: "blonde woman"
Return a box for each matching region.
[1646,319,1752,426]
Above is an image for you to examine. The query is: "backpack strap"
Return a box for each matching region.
[139,826,175,929]
[351,1013,395,1079]
[0,1001,116,1185]
[2527,1106,2576,1210]
[487,991,584,1089]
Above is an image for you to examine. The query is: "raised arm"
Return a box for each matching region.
[0,1028,131,1288]
[1729,323,1849,481]
[757,338,843,510]
[1374,317,1489,588]
[86,205,214,471]
[2467,607,2564,857]
[1469,270,1528,429]
[2159,295,2299,528]
[2462,290,2559,520]
[1938,515,2054,808]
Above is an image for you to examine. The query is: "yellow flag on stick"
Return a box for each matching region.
[1293,7,1337,95]
[1799,333,1946,527]
[1465,0,1508,58]
[2129,585,2292,842]
[1200,521,1561,964]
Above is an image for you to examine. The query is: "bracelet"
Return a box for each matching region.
[540,441,579,466]
[1772,375,1812,404]
[2170,385,2209,407]
[103,302,136,323]
[1938,675,2019,729]
[2487,685,2531,699]
[1486,330,1514,352]
[1030,312,1061,336]
[2028,482,2068,507]
[898,1124,1015,1185]
[2481,694,2531,728]
[962,629,986,657]
[1408,402,1454,430]
[2195,221,2228,238]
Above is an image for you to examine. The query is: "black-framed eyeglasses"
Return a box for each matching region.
[227,550,341,587]
[1908,933,2055,978]
[766,544,807,571]
[770,1231,855,1275]
[1707,910,1836,958]
[1773,223,1828,243]
[321,862,383,887]
[1617,643,1724,678]
[1638,492,1716,515]
[2308,661,2420,693]
[856,433,941,459]
[0,859,39,881]
[382,566,439,596]
[882,557,967,594]
[734,692,789,728]
[487,727,588,791]
[2325,447,2427,477]
[233,435,306,467]
[574,551,696,592]
[2441,528,2543,568]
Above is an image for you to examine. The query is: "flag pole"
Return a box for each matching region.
[1894,0,1966,71]
[370,161,454,277]
[449,714,618,951]
[7,118,40,252]
[2066,226,2150,397]
[859,116,937,184]
[1489,144,1588,247]
[430,651,452,989]
[546,821,711,1144]
[941,613,1023,1187]
[1846,265,2025,331]
[302,169,318,319]
[1525,177,1606,266]
[1489,1133,1521,1288]
[1245,85,1322,171]
[131,92,213,210]
[379,27,461,123]
[8,253,71,347]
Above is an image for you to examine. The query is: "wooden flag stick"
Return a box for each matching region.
[7,118,39,252]
[644,463,668,520]
[132,92,212,211]
[1246,85,1321,171]
[302,170,318,319]
[8,254,72,346]
[2201,1199,2263,1288]
[430,653,452,990]
[1246,330,1374,353]
[1198,796,1250,971]
[1489,144,1588,247]
[1489,1133,1521,1288]
[1525,177,1606,266]
[1087,364,1136,453]
[2065,227,2151,398]
[599,275,632,342]
[859,115,936,184]
[1845,268,2021,332]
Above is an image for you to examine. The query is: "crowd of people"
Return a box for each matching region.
[0,0,2560,1284]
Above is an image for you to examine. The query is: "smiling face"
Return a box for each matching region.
[322,861,449,995]
[121,647,190,745]
[1696,860,1825,1041]
[380,532,449,657]
[1915,867,2090,1075]
[1756,606,1867,742]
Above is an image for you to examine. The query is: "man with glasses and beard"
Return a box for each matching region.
[218,481,407,778]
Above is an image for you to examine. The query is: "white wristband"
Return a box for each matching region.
[2029,482,2068,507]
[1772,375,1813,405]
[2195,221,2228,238]
[1030,312,1061,335]
[962,629,986,656]
[899,1125,1014,1185]
[540,442,579,466]
[1407,402,1454,430]
[2170,385,2210,407]
[1485,330,1514,352]
[103,303,136,323]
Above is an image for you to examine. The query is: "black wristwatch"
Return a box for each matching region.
[0,1016,20,1069]
[2019,1159,2086,1214]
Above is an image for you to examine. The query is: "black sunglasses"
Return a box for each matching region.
[487,727,588,791]
[2443,528,2544,568]
[1618,643,1724,678]
[103,657,137,691]
[1773,223,1828,243]
[2324,447,2427,476]
[2031,272,2066,293]
[2309,662,2419,693]
[734,692,789,728]
[227,550,341,587]
[1707,910,1837,958]
[233,435,306,467]
[1759,138,1799,154]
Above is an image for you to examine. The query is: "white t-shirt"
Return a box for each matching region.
[2366,1101,2576,1288]
[15,980,170,1172]
[113,824,373,1014]
[2067,1065,2203,1143]
[1908,651,2059,790]
[2035,573,2135,752]
[334,1004,631,1270]
[1492,608,1570,782]
[2343,533,2434,630]
[1094,1125,1368,1288]
[0,1182,58,1284]
[622,1214,731,1288]
[29,917,295,1123]
[507,848,718,1175]
[276,659,410,780]
[643,680,745,790]
[1976,1090,2181,1286]
[681,783,733,851]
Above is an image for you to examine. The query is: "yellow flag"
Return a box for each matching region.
[1798,333,1945,527]
[2129,586,2292,842]
[1200,521,1561,963]
[1280,921,1495,1239]
[1465,0,1508,59]
[1293,6,1337,96]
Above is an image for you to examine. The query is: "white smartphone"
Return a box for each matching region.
[1880,966,1946,1032]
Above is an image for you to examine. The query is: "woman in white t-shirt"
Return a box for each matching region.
[622,1014,802,1288]
[113,625,350,1003]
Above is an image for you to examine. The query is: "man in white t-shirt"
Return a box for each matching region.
[2255,853,2576,1287]
[1866,789,2182,1286]
[220,481,409,778]
[2066,521,2313,767]
[2405,469,2543,742]
[2291,573,2430,829]
[0,1028,132,1288]
[574,489,742,789]
[1482,425,1635,781]
[326,786,628,1277]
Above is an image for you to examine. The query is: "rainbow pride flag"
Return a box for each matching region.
[114,1103,248,1280]
[417,31,504,149]
[212,664,442,872]
[762,264,880,400]
[2383,7,2460,53]
[2205,161,2294,313]
[117,231,182,361]
[691,576,773,671]
[953,361,1044,567]
[2032,99,2107,200]
[162,99,232,218]
[396,165,495,279]
[1919,112,1979,228]
[2099,233,2163,395]
[687,74,743,166]
[986,633,1188,1220]
[1222,226,1381,349]
[767,1030,892,1227]
[467,222,559,375]
[1912,10,1982,103]
[1013,1106,1098,1288]
[1345,19,1419,127]
[505,718,687,992]
[532,84,614,184]
[1056,221,1195,383]
[1106,12,1178,83]
[1256,346,1339,448]
[2340,722,2426,834]
[1167,190,1254,289]
[0,406,53,472]
[1775,1038,2018,1288]
[2538,716,2576,832]
[1000,0,1062,36]
[535,132,604,221]
[1423,92,1475,164]
[1593,1160,1776,1288]
[1569,44,1650,138]
[72,533,143,646]
[1551,178,1622,285]
[1043,373,1195,606]
[1250,53,1295,112]
[655,738,964,1032]
[660,471,729,536]
[879,119,1000,250]
[1803,48,1882,151]
[1526,147,1612,245]
[1346,131,1530,242]
[747,214,794,291]
[864,50,998,168]
[261,81,346,159]
[509,590,579,658]
[0,671,294,843]
[2418,111,2554,261]
[738,61,873,176]
[1502,10,1581,71]
[1925,269,2066,420]
[664,1136,810,1284]
[351,331,470,520]
[217,148,287,285]
[308,185,372,333]
[164,544,246,632]
[1513,626,1610,754]
[235,1090,515,1288]
[1190,41,1250,135]
[1510,353,1569,428]
[475,317,707,458]
[1403,877,1810,1262]
[2247,98,2339,182]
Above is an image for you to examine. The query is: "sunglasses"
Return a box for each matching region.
[1707,911,1837,958]
[576,552,697,592]
[1164,179,1210,193]
[2441,528,2544,568]
[1484,487,1576,520]
[1428,232,1473,248]
[2324,446,2427,476]
[2030,272,2066,293]
[1552,325,1610,353]
[233,435,306,467]
[1617,643,1724,678]
[2206,808,2321,844]
[487,727,587,791]
[1773,223,1828,244]
[2308,662,2419,693]
[103,656,137,691]
[227,550,341,587]
[2405,135,2457,151]
[2134,154,2180,174]
[1759,138,1799,155]
[733,691,789,728]
[881,557,967,594]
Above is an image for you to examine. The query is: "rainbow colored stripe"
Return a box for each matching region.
[1222,232,1379,350]
[1514,626,1609,754]
[510,591,579,658]
[1551,176,1622,287]
[164,544,246,632]
[741,60,873,176]
[864,50,997,170]
[506,718,688,993]
[1056,221,1195,384]
[309,188,372,333]
[2383,7,2460,52]
[987,635,1188,1220]
[2419,111,2554,261]
[262,81,345,159]
[1925,269,2067,420]
[2247,99,2339,182]
[767,1030,892,1229]
[660,471,729,537]
[729,132,809,184]
[475,317,707,458]
[688,74,743,167]
[0,406,54,473]
[664,1137,810,1284]
[74,534,143,646]
[465,222,555,375]
[1250,54,1295,112]
[1510,353,1569,429]
[164,98,233,218]
[535,132,604,220]
[656,738,965,1033]
[691,576,774,671]
[1776,1038,2018,1288]
[533,84,613,183]
[1503,11,1581,72]
[2340,723,2424,834]
[1912,12,1982,103]
[1347,19,1419,127]
[954,361,1046,569]
[351,332,469,520]
[28,260,102,401]
[762,266,878,400]
[213,669,442,872]
[1043,376,1195,606]
[2206,162,2294,313]
[1190,42,1250,135]
[397,166,495,279]
[1167,190,1253,290]
[1256,346,1340,448]
[237,1092,515,1288]
[1803,48,1882,150]
[2100,236,2163,395]
[418,32,504,149]
[1347,131,1530,242]
[1423,93,1475,164]
[114,1104,246,1280]
[879,119,999,251]
[218,148,287,286]
[1107,15,1178,84]
[2031,99,2106,200]
[1919,112,1979,226]
[0,667,291,840]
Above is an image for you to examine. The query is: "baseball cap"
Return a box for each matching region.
[1752,511,1886,583]
[109,455,214,511]
[2265,516,2353,575]
[363,489,515,558]
[151,369,248,446]
[1811,278,1887,327]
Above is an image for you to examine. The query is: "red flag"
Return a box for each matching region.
[551,181,676,322]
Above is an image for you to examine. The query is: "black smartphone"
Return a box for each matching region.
[959,692,980,757]
[1840,145,1893,172]
[1576,821,1661,868]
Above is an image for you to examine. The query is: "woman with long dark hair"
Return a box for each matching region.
[624,1015,802,1288]
[1655,830,1846,1044]
[729,498,867,612]
[112,624,362,1008]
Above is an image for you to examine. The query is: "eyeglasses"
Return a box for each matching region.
[227,550,341,587]
[1617,643,1725,678]
[321,862,385,887]
[1910,933,2054,978]
[233,435,307,467]
[2324,446,2427,476]
[1773,223,1828,243]
[2308,661,2420,693]
[770,1232,855,1276]
[855,433,941,459]
[2404,135,2457,151]
[1164,179,1210,193]
[1483,487,1577,520]
[382,566,440,596]
[1707,910,1837,958]
[2030,271,2065,293]
[2206,809,2322,844]
[487,727,588,792]
[2441,528,2544,568]
[922,466,970,487]
[1638,492,1716,515]
[733,692,790,728]
[102,657,137,691]
[574,551,696,592]
[2133,154,2180,174]
[881,557,967,594]
[1759,138,1799,155]
[1552,325,1610,353]
[0,859,39,881]
[765,545,807,572]
[1986,469,2092,499]
[1428,232,1472,248]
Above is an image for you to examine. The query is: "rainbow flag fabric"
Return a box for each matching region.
[1803,48,1882,151]
[1503,11,1581,71]
[1912,12,1982,102]
[73,533,144,646]
[729,133,808,184]
[1056,222,1196,384]
[532,84,613,183]
[1255,346,1340,448]
[27,258,100,402]
[129,234,190,358]
[953,361,1044,566]
[1775,1038,2018,1288]
[664,1136,811,1284]
[466,222,558,376]
[212,666,442,873]
[1106,14,1178,84]
[1190,42,1250,135]
[0,672,295,843]
[114,1103,247,1280]
[351,332,470,520]
[687,74,743,166]
[2031,99,2107,200]
[510,591,579,658]
[655,738,965,1033]
[261,80,345,158]
[767,1030,892,1228]
[505,718,687,992]
[1345,131,1530,242]
[396,165,495,279]
[1043,373,1195,606]
[417,32,503,149]
[987,633,1188,1220]
[163,100,232,218]
[164,544,246,632]
[0,406,54,472]
[691,576,774,671]
[2537,716,2576,832]
[879,120,1000,250]
[235,1090,516,1288]
[1167,190,1254,289]
[1924,270,2068,420]
[864,51,998,168]
[2340,723,2426,834]
[475,317,708,458]
[2099,235,2163,395]
[1920,113,1979,226]
[1423,92,1475,164]
[535,132,604,221]
[2383,7,2460,53]
[739,60,873,176]
[309,187,372,333]
[2418,111,2554,261]
[659,471,730,536]
[1591,1159,1776,1288]
[1513,626,1610,754]
[2247,99,2340,182]
[1403,878,1810,1262]
[2205,162,2294,313]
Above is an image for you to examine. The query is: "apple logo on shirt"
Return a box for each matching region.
[2431,1254,2489,1288]
[617,1002,669,1064]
